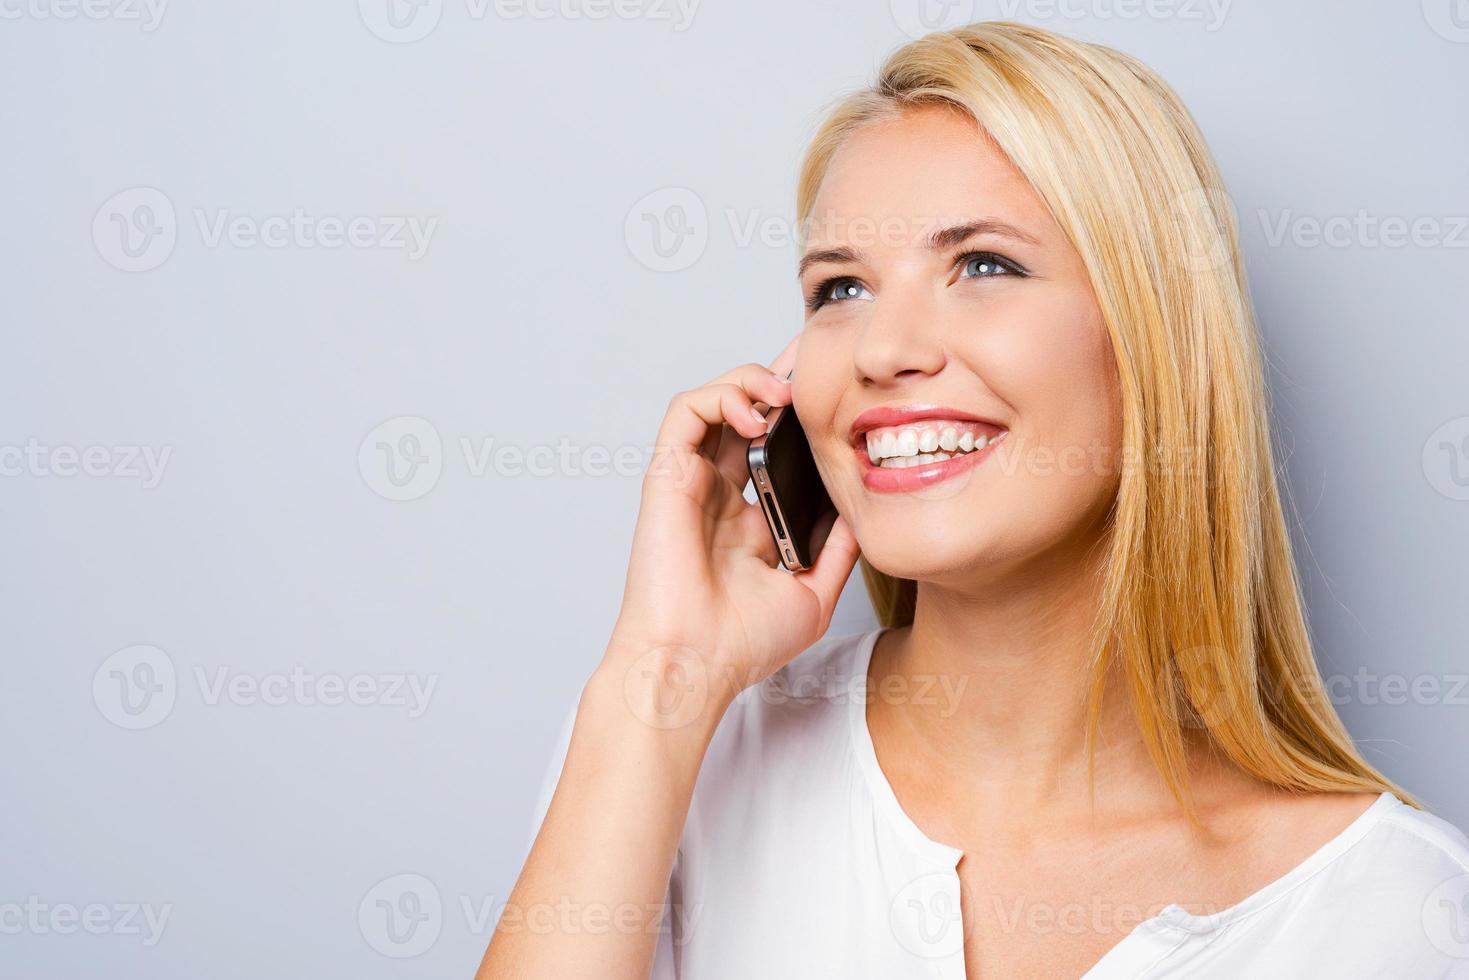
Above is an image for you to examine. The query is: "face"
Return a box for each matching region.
[794,105,1123,587]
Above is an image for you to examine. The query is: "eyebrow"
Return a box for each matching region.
[796,219,1040,279]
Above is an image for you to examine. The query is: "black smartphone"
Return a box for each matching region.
[747,394,838,572]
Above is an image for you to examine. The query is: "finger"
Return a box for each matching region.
[792,514,861,627]
[661,362,794,462]
[699,361,795,418]
[712,410,758,488]
[708,363,795,488]
[697,419,725,461]
[687,349,802,489]
[654,382,770,462]
[722,337,800,490]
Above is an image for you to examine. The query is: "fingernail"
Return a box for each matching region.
[749,406,767,425]
[772,369,792,383]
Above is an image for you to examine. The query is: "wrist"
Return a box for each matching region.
[584,637,741,749]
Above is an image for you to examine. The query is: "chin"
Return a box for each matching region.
[856,521,1002,585]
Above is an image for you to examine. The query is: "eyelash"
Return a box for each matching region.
[804,249,1028,312]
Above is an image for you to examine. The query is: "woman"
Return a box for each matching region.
[477,21,1469,979]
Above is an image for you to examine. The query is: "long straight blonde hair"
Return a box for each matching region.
[797,22,1417,813]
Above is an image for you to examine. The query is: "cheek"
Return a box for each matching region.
[791,330,867,517]
[982,289,1119,451]
[791,333,849,450]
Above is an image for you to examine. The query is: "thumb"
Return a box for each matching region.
[794,514,860,627]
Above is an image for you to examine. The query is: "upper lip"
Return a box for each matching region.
[847,404,1007,447]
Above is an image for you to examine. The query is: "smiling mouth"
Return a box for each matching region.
[847,416,1010,493]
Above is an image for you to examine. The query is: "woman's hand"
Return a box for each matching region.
[606,336,862,719]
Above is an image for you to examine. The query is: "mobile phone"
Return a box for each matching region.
[747,393,838,572]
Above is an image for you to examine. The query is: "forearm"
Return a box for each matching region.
[476,642,734,980]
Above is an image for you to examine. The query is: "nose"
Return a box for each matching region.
[851,288,947,387]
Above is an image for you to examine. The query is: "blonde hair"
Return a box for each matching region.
[797,22,1417,814]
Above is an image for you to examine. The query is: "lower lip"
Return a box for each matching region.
[856,433,1007,493]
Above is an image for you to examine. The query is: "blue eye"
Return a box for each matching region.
[807,278,873,311]
[958,252,1020,279]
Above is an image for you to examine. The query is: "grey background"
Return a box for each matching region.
[2,0,1466,976]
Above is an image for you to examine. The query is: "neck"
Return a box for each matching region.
[869,536,1167,824]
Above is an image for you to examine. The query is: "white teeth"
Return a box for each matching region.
[863,423,1005,468]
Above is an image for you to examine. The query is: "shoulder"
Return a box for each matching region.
[1162,792,1469,972]
[1367,796,1469,883]
[1381,798,1469,861]
[1352,795,1469,886]
[1299,794,1469,966]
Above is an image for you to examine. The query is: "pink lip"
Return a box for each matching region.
[847,404,1009,495]
[847,404,1006,444]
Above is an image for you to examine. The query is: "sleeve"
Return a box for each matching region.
[522,697,579,861]
[524,697,683,980]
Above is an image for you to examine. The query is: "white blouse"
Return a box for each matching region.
[529,626,1469,978]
